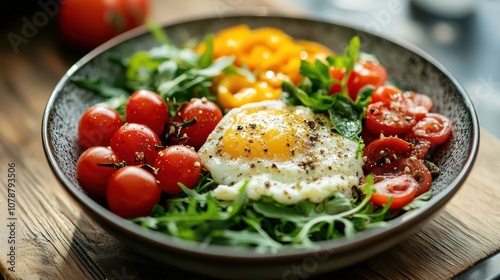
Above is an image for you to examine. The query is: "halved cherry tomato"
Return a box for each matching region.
[363,137,412,171]
[406,138,432,159]
[365,102,416,136]
[405,113,452,146]
[370,158,432,196]
[397,158,432,196]
[371,174,418,209]
[330,60,388,101]
[106,166,161,218]
[370,85,404,104]
[404,91,432,121]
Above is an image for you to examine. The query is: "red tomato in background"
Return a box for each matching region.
[330,60,388,101]
[59,0,150,50]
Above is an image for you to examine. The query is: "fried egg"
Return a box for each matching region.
[198,100,363,205]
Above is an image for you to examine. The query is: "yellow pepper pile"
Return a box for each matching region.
[198,25,332,109]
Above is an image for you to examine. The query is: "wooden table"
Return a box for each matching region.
[1,1,499,279]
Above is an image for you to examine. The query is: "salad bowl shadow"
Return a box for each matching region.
[42,15,479,279]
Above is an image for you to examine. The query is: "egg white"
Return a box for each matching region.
[198,100,363,205]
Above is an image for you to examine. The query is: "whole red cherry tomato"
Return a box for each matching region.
[59,0,150,50]
[110,123,161,166]
[126,89,169,137]
[78,106,124,150]
[76,146,120,197]
[106,166,161,218]
[171,98,223,150]
[154,145,202,194]
[330,60,387,101]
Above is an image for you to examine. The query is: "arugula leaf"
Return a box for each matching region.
[198,35,214,69]
[282,36,372,138]
[282,80,336,111]
[146,19,173,45]
[70,77,129,98]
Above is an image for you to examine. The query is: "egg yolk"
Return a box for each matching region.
[221,109,307,161]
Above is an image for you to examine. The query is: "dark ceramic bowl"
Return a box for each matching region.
[42,16,479,279]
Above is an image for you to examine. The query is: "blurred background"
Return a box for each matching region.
[1,0,499,137]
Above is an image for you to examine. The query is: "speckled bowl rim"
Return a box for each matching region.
[42,14,479,263]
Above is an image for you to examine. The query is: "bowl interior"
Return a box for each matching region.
[42,15,479,270]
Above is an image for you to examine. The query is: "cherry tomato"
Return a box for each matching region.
[363,137,412,171]
[330,60,388,101]
[106,166,161,218]
[126,89,169,137]
[406,138,432,159]
[406,113,452,146]
[59,0,150,50]
[110,123,161,166]
[78,106,124,150]
[365,102,416,136]
[396,158,432,196]
[404,91,433,111]
[154,145,202,194]
[171,98,223,150]
[76,146,119,198]
[370,85,404,104]
[403,91,432,121]
[370,174,418,209]
[371,158,432,196]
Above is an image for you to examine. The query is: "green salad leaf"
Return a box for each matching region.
[282,36,373,139]
[133,174,393,251]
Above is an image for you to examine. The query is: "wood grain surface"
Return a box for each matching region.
[1,1,499,279]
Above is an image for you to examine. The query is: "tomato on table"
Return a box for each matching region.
[154,145,202,194]
[59,0,150,50]
[170,98,223,150]
[106,166,162,218]
[330,60,388,101]
[363,137,412,171]
[370,174,418,209]
[78,106,124,150]
[405,113,452,146]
